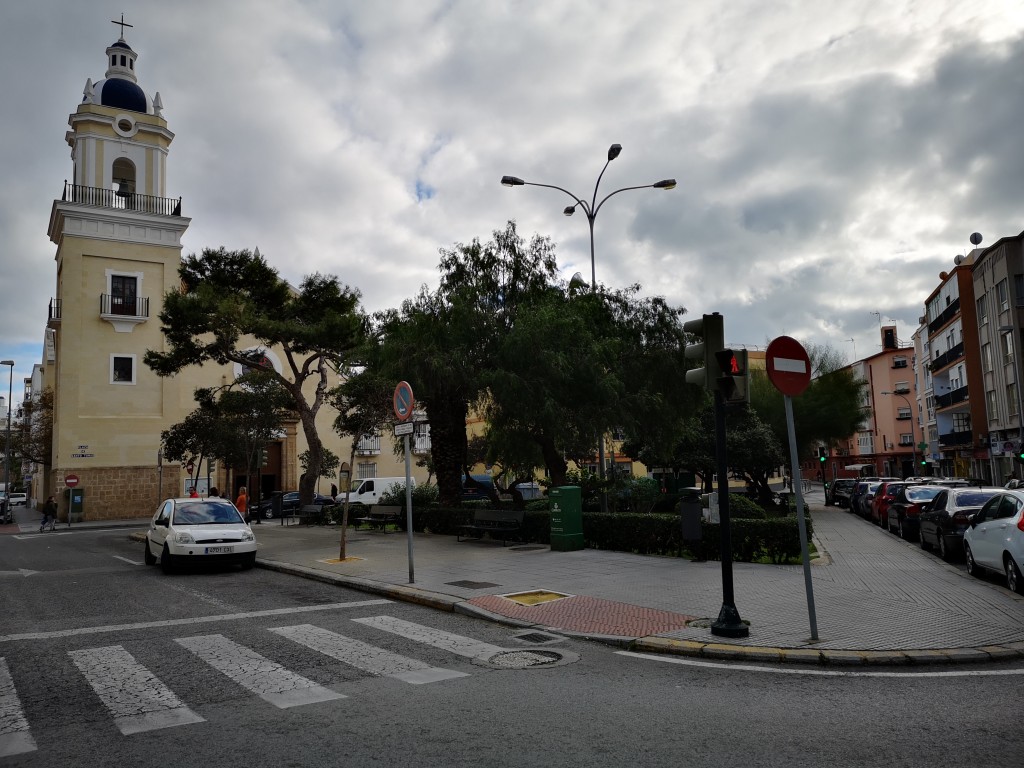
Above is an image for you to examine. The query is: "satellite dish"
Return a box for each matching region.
[970,232,983,246]
[954,254,964,266]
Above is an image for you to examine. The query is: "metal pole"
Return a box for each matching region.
[783,395,819,640]
[710,389,748,638]
[2,361,13,513]
[404,433,414,584]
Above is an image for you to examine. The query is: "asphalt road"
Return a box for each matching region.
[2,528,1022,767]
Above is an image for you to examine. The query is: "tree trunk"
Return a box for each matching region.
[538,435,568,487]
[338,445,356,561]
[427,396,468,507]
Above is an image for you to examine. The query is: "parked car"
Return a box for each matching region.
[886,485,944,540]
[825,479,858,507]
[870,482,908,526]
[255,491,334,520]
[848,481,871,515]
[8,492,27,507]
[963,490,1024,594]
[144,497,256,573]
[919,487,1003,560]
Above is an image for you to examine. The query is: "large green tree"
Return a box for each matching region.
[144,247,365,504]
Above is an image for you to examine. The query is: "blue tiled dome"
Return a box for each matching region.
[95,77,148,113]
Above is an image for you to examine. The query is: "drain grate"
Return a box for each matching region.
[511,631,564,645]
[445,580,501,589]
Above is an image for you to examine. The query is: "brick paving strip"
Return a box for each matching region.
[467,594,695,636]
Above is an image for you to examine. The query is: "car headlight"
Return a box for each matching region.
[242,530,255,542]
[173,531,194,544]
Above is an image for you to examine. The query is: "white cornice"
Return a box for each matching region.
[48,200,191,249]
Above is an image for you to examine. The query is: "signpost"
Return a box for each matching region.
[765,336,818,641]
[393,381,416,583]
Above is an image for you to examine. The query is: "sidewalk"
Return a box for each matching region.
[13,489,1024,665]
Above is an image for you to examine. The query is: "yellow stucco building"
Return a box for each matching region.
[32,30,422,520]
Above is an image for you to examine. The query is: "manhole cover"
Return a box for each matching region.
[485,650,564,668]
[445,580,501,589]
[502,590,572,606]
[511,631,564,645]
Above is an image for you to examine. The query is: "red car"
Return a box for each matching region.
[870,482,907,527]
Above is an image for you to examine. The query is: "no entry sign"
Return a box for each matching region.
[766,336,811,396]
[65,474,80,488]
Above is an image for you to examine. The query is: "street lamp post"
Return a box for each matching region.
[1,360,13,518]
[881,390,917,477]
[501,145,676,512]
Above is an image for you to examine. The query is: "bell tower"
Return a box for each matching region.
[42,20,192,518]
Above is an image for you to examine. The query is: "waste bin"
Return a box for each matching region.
[679,488,702,540]
[549,485,583,551]
[272,491,284,523]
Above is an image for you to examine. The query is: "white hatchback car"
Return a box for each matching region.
[9,492,27,506]
[144,497,256,573]
[963,490,1024,594]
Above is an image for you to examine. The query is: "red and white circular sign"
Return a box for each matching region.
[65,474,80,488]
[766,336,811,396]
[393,381,415,422]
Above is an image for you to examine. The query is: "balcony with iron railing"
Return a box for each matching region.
[61,181,182,216]
[356,435,381,455]
[47,298,61,327]
[99,293,150,331]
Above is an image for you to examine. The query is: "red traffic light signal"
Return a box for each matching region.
[714,348,749,404]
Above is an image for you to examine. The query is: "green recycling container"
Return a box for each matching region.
[549,485,583,551]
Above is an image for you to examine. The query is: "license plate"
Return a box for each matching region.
[205,546,233,554]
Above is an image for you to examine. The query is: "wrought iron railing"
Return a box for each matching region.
[927,298,960,334]
[934,385,968,409]
[929,341,964,372]
[100,294,149,318]
[938,430,972,446]
[48,298,61,323]
[62,181,182,216]
[356,435,381,455]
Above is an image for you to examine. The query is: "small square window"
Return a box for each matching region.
[111,355,135,384]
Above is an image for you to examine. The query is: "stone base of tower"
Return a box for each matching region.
[49,466,183,521]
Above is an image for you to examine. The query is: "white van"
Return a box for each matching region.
[336,477,415,507]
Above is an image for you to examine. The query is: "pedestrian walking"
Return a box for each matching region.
[40,495,57,532]
[236,486,255,524]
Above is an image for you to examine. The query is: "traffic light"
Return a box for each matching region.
[259,448,269,467]
[714,348,749,405]
[818,446,827,463]
[684,312,725,390]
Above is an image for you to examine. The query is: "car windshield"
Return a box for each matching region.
[906,487,943,501]
[172,501,244,525]
[953,491,1000,507]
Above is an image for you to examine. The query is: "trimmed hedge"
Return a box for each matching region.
[372,505,810,563]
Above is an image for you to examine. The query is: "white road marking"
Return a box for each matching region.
[69,646,205,735]
[270,624,468,684]
[618,651,1024,678]
[353,615,505,659]
[0,600,392,644]
[0,569,38,578]
[112,555,142,565]
[176,634,344,708]
[0,658,37,757]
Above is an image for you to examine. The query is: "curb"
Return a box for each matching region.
[128,531,1024,667]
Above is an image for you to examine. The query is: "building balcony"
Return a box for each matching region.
[934,385,968,409]
[62,181,182,216]
[938,430,972,447]
[47,298,61,327]
[355,436,381,455]
[100,294,149,332]
[927,298,960,334]
[929,341,965,372]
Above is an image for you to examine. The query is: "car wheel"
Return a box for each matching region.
[937,534,949,561]
[897,518,907,540]
[160,544,175,574]
[964,543,980,578]
[241,551,256,571]
[919,528,931,551]
[1006,556,1024,595]
[144,539,157,565]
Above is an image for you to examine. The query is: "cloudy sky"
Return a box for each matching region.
[1,0,1023,408]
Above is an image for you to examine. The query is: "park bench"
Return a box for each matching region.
[353,505,403,532]
[457,509,525,546]
[294,505,325,526]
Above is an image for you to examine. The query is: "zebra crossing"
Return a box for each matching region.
[0,615,508,757]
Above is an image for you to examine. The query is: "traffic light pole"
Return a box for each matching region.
[711,389,748,638]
